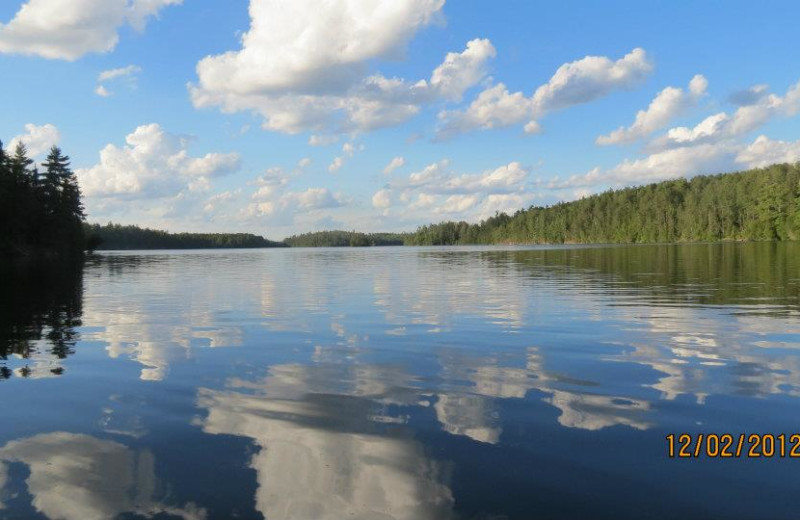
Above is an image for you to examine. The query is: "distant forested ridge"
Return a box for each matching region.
[0,140,85,259]
[407,163,800,245]
[85,223,286,250]
[284,230,406,247]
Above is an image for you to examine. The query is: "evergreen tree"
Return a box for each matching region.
[1,140,87,258]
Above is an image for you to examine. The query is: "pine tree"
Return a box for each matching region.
[42,146,85,250]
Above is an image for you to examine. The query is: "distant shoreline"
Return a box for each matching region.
[83,162,800,250]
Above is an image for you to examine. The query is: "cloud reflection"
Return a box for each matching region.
[0,433,205,520]
[197,363,455,520]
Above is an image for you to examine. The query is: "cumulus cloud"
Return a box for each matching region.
[194,0,443,95]
[76,123,240,199]
[437,48,653,138]
[437,83,535,139]
[596,74,707,145]
[372,189,392,209]
[95,65,142,96]
[428,38,496,101]
[532,48,652,112]
[443,161,528,193]
[8,123,60,156]
[238,164,348,222]
[549,78,800,195]
[436,194,479,214]
[736,135,800,168]
[244,187,346,218]
[283,187,345,210]
[552,143,737,191]
[377,160,536,220]
[382,156,405,175]
[728,84,769,107]
[308,134,340,147]
[297,157,312,169]
[203,189,241,214]
[0,0,181,60]
[328,157,344,173]
[651,80,800,150]
[189,0,501,135]
[327,141,362,173]
[98,64,141,82]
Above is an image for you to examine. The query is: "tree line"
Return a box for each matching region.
[406,163,800,245]
[0,140,85,258]
[284,230,406,247]
[85,223,286,250]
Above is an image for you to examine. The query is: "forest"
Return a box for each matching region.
[406,163,800,245]
[4,134,799,254]
[0,140,85,258]
[284,230,406,247]
[85,223,285,250]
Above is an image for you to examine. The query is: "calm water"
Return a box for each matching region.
[1,243,800,520]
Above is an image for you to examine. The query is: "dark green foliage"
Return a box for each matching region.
[0,256,84,378]
[0,141,86,258]
[284,230,406,247]
[406,163,800,245]
[85,222,286,250]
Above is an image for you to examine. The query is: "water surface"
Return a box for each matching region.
[1,243,799,519]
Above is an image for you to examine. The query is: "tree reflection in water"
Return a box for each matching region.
[0,258,84,379]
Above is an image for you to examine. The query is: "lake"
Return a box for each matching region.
[1,243,799,520]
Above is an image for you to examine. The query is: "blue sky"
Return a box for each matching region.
[1,0,799,239]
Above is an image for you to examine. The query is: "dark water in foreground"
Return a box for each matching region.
[1,243,799,520]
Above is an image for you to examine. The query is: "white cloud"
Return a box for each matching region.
[283,187,344,210]
[98,64,141,82]
[327,141,362,173]
[652,80,800,150]
[182,151,241,177]
[523,121,542,134]
[0,0,181,60]
[308,134,339,147]
[189,1,502,135]
[596,74,707,145]
[409,193,437,209]
[437,83,535,139]
[96,65,142,96]
[203,189,241,213]
[444,161,527,193]
[9,123,60,157]
[237,164,348,223]
[297,157,312,168]
[382,156,405,175]
[476,193,530,219]
[437,48,653,138]
[328,156,344,173]
[532,48,652,112]
[550,79,800,195]
[194,0,443,95]
[436,194,479,213]
[404,160,527,195]
[242,185,346,220]
[76,123,240,199]
[428,38,496,101]
[728,84,769,107]
[372,189,392,209]
[736,135,800,168]
[377,160,536,220]
[553,143,738,191]
[408,159,449,185]
[663,112,729,145]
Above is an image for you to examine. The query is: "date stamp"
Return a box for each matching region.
[666,433,800,458]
